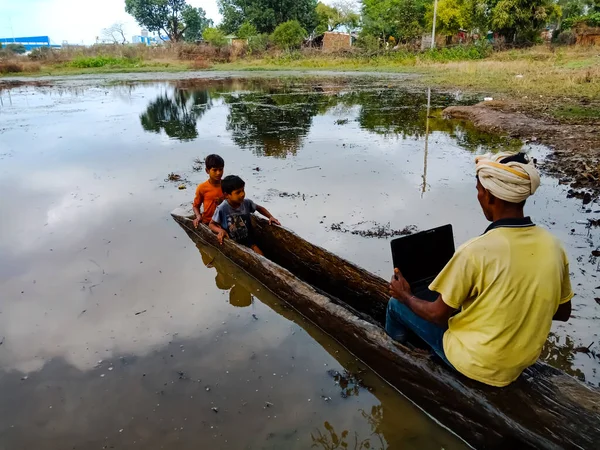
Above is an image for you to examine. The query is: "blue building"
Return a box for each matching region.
[0,36,61,51]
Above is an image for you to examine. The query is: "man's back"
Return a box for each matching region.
[430,223,573,387]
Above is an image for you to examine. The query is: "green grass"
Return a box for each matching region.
[69,55,143,68]
[553,105,600,120]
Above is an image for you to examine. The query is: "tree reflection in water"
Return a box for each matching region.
[540,332,586,381]
[311,410,386,450]
[138,79,522,155]
[224,91,331,158]
[140,88,212,141]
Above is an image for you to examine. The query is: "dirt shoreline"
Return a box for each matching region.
[443,101,600,201]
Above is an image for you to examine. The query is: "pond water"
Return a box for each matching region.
[1,75,599,449]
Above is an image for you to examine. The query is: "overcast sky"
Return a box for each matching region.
[1,0,346,45]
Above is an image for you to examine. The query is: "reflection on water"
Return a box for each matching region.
[140,88,213,141]
[199,245,254,308]
[541,332,587,381]
[135,79,520,157]
[1,75,599,449]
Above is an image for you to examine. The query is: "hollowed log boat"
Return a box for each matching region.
[172,209,600,450]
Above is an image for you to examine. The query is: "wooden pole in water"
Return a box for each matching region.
[431,0,438,49]
[422,88,431,197]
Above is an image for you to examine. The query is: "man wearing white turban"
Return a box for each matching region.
[387,152,573,387]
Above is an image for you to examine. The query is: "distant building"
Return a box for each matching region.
[0,36,60,50]
[132,30,168,45]
[322,32,352,51]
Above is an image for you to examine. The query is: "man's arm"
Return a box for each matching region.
[405,295,456,327]
[255,204,281,226]
[390,268,456,327]
[553,301,571,322]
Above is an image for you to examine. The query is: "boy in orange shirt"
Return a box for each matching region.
[192,154,225,228]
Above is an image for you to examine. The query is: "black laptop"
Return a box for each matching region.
[391,225,455,301]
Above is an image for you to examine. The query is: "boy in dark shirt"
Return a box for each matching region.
[210,175,280,255]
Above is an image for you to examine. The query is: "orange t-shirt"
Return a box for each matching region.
[193,181,224,224]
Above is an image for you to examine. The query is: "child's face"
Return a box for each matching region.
[207,166,224,183]
[226,187,245,205]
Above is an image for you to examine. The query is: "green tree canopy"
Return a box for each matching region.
[426,0,474,35]
[218,0,318,34]
[489,0,561,42]
[315,1,360,35]
[237,21,258,38]
[271,20,308,49]
[5,43,27,54]
[361,0,427,43]
[203,27,228,46]
[125,0,212,42]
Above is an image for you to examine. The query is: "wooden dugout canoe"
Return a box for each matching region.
[172,210,600,449]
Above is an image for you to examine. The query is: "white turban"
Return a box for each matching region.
[475,152,540,203]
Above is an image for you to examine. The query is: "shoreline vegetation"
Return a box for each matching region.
[1,44,598,121]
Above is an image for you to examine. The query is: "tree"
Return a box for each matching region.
[426,0,474,35]
[362,0,426,43]
[125,0,211,42]
[315,1,360,35]
[182,6,213,41]
[271,20,308,49]
[218,0,318,34]
[101,22,128,44]
[5,43,27,54]
[237,21,258,39]
[489,0,561,42]
[203,27,228,47]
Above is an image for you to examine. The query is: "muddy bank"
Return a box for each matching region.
[443,101,600,199]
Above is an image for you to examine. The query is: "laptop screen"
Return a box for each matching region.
[390,225,455,285]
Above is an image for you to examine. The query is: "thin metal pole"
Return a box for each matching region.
[431,0,438,49]
[422,87,431,197]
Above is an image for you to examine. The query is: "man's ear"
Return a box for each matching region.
[487,191,496,205]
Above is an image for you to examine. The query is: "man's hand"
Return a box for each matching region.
[389,268,412,302]
[193,217,201,229]
[216,229,227,245]
[269,217,281,226]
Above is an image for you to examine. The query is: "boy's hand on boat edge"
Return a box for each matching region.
[216,229,227,245]
[269,217,281,226]
[390,268,412,302]
[193,217,201,229]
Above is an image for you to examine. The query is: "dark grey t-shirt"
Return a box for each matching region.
[212,199,257,243]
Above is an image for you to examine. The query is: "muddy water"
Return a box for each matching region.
[0,76,598,449]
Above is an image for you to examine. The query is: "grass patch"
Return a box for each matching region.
[553,105,600,120]
[69,56,143,68]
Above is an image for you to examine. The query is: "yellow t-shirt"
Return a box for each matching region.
[430,224,573,387]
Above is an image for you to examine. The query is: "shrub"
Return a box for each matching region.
[421,42,492,62]
[0,61,40,73]
[29,46,52,60]
[248,33,270,54]
[0,62,23,73]
[191,58,213,69]
[5,44,27,54]
[556,30,577,45]
[355,34,380,52]
[237,22,258,40]
[203,28,228,47]
[271,20,307,50]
